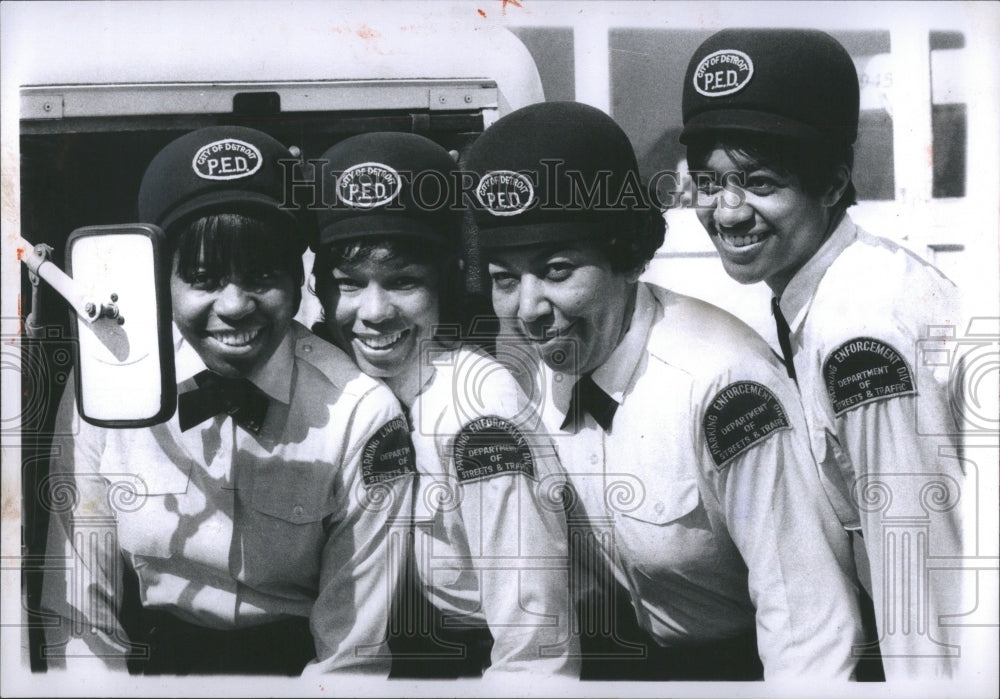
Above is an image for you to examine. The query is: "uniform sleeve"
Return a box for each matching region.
[304,389,415,676]
[39,377,132,671]
[701,371,864,679]
[824,323,964,679]
[452,421,580,676]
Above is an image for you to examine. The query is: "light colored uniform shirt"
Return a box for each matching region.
[42,321,415,674]
[409,345,579,675]
[777,215,964,679]
[523,282,863,679]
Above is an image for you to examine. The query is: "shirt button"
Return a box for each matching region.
[293,505,305,517]
[654,502,665,514]
[303,344,312,353]
[589,454,599,465]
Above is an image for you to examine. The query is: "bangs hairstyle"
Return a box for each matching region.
[686,132,857,215]
[171,212,305,289]
[313,236,466,340]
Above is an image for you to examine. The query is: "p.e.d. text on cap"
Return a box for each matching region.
[692,49,754,97]
[476,170,535,217]
[191,139,264,181]
[335,162,403,209]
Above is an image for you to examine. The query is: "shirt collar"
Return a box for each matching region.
[778,214,858,332]
[172,323,294,404]
[590,282,657,403]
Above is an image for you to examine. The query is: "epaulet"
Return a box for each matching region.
[434,344,526,430]
[291,322,377,396]
[646,285,779,373]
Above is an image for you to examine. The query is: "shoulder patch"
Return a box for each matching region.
[453,416,535,483]
[703,381,791,469]
[823,337,915,416]
[361,416,415,488]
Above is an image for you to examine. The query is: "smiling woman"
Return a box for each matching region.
[40,125,415,676]
[487,243,634,377]
[681,28,966,680]
[686,132,854,293]
[169,213,302,377]
[315,240,442,396]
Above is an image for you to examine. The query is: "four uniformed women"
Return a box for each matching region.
[42,28,960,681]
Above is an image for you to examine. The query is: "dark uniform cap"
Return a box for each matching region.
[138,126,308,249]
[680,29,860,145]
[314,132,460,250]
[465,101,642,250]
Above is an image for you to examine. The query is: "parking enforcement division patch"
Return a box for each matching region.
[703,381,791,469]
[453,416,535,483]
[361,416,415,488]
[823,337,915,416]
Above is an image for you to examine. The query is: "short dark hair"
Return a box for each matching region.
[686,132,857,216]
[600,206,667,274]
[312,236,466,340]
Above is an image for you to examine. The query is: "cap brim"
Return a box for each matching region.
[476,220,608,251]
[316,214,447,249]
[159,190,300,235]
[680,109,826,144]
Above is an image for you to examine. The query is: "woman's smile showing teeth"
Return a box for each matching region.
[355,329,410,351]
[717,230,771,252]
[719,230,766,248]
[208,327,263,348]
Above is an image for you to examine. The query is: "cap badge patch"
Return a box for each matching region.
[336,162,402,209]
[192,139,263,180]
[693,49,754,97]
[476,170,534,217]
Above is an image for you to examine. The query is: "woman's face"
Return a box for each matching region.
[694,146,837,295]
[317,247,440,380]
[487,241,634,376]
[171,254,297,378]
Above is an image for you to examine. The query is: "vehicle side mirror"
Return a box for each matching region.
[65,224,175,426]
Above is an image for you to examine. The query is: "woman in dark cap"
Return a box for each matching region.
[42,125,414,675]
[681,28,964,680]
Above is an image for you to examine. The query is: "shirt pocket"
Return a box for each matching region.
[249,462,339,525]
[98,438,193,559]
[619,477,701,526]
[246,463,341,585]
[616,477,717,580]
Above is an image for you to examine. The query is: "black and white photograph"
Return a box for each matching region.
[2,1,998,697]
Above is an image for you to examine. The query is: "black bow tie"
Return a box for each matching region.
[561,374,618,433]
[178,370,269,434]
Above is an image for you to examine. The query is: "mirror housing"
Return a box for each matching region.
[65,224,175,426]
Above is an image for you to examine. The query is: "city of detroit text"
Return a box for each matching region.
[278,159,755,212]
